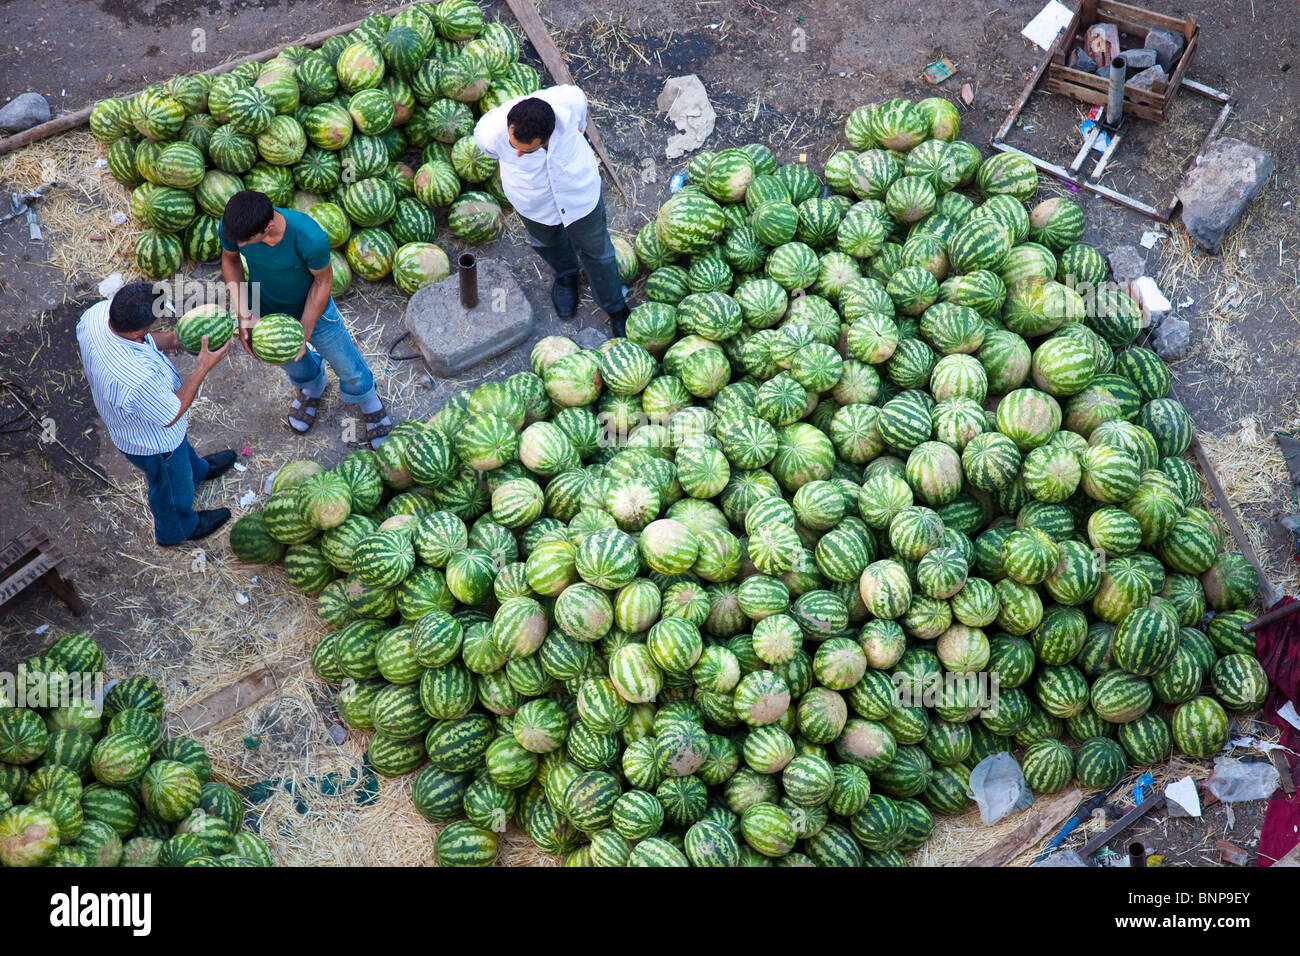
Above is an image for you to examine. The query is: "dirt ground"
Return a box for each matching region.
[0,0,1296,866]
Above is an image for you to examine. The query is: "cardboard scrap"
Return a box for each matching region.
[658,75,716,159]
[1021,0,1074,51]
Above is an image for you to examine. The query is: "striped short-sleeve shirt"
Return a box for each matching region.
[76,300,186,456]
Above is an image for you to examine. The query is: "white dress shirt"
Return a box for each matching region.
[76,300,186,456]
[473,85,602,227]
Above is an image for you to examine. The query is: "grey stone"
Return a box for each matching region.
[0,92,50,133]
[1144,27,1186,71]
[1068,47,1098,73]
[574,325,609,350]
[1117,48,1158,70]
[1107,244,1146,286]
[1127,65,1167,91]
[402,259,534,376]
[1152,315,1190,360]
[1177,137,1275,254]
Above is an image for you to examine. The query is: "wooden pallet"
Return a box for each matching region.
[0,526,86,618]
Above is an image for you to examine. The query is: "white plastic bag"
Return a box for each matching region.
[968,752,1035,825]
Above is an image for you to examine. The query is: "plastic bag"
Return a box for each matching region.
[1206,756,1281,802]
[968,752,1034,825]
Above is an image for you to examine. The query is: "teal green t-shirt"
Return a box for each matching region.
[219,207,330,318]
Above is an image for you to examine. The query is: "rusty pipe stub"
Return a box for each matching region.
[458,252,478,309]
[1128,841,1147,868]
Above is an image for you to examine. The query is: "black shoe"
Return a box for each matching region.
[158,508,230,547]
[188,508,231,541]
[201,449,238,482]
[551,275,579,319]
[608,307,629,339]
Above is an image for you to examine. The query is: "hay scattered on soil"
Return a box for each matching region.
[0,130,138,285]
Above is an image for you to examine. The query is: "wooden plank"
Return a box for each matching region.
[1097,0,1187,32]
[0,528,44,577]
[502,0,628,201]
[1048,65,1169,108]
[971,788,1082,866]
[0,2,424,155]
[1187,431,1282,607]
[1044,80,1164,123]
[174,659,308,736]
[0,552,61,607]
[1163,29,1198,116]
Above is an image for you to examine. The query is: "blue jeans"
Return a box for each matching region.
[123,438,211,545]
[519,196,627,315]
[280,298,377,404]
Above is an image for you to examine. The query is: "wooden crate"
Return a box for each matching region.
[1045,0,1198,123]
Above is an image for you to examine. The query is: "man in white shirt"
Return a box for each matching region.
[77,282,235,546]
[474,85,629,336]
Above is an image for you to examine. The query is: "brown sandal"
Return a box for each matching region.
[286,387,325,434]
[360,406,393,446]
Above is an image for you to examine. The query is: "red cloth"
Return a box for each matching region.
[1254,595,1300,866]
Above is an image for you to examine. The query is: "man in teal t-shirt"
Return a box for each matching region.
[219,190,392,446]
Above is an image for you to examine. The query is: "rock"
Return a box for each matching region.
[1144,27,1186,71]
[1117,47,1157,71]
[1067,47,1098,73]
[1107,244,1146,286]
[1177,137,1275,254]
[1152,315,1190,360]
[1085,22,1120,66]
[402,260,534,376]
[574,325,608,350]
[657,75,716,160]
[0,92,51,133]
[1127,65,1167,91]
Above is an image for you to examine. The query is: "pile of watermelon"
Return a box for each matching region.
[226,94,1267,867]
[88,0,537,293]
[0,632,274,866]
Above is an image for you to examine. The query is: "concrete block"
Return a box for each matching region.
[1177,137,1275,254]
[1144,27,1186,71]
[402,259,534,376]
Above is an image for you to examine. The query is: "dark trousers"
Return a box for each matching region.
[519,196,627,316]
[123,438,211,545]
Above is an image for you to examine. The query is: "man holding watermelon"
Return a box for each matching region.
[219,190,392,447]
[76,281,236,546]
[474,86,629,337]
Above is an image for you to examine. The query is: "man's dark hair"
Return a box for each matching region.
[108,282,167,334]
[222,190,275,243]
[507,98,556,145]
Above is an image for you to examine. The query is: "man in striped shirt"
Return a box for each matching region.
[77,282,236,546]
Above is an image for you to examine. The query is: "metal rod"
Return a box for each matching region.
[1129,842,1147,868]
[458,253,478,309]
[1243,598,1300,634]
[1082,795,1165,860]
[1106,56,1128,125]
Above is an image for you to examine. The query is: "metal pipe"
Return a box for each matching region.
[1128,842,1147,868]
[1106,56,1127,125]
[458,252,478,309]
